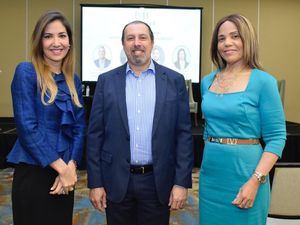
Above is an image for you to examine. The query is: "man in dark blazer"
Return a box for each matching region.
[87,20,193,225]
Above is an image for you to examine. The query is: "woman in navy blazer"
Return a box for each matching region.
[7,11,85,225]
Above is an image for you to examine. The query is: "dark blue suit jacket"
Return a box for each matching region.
[86,62,193,203]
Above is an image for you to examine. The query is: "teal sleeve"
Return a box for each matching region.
[201,77,208,140]
[259,76,286,157]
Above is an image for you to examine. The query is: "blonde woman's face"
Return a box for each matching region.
[217,21,244,66]
[42,20,70,68]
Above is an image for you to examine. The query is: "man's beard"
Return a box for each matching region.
[129,54,147,65]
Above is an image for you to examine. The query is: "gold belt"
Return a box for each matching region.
[207,137,260,145]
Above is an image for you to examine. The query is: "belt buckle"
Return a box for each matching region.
[141,166,145,174]
[227,138,238,144]
[210,137,219,143]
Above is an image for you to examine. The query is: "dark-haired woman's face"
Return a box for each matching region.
[42,20,70,68]
[217,21,244,66]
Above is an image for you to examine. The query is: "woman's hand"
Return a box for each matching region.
[50,176,65,195]
[68,160,77,174]
[50,159,77,194]
[58,162,77,192]
[232,176,260,209]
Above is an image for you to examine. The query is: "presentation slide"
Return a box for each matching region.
[81,5,202,82]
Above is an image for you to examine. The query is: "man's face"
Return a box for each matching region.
[122,23,153,68]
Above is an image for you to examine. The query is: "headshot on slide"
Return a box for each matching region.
[94,45,111,69]
[173,47,190,70]
[151,45,165,64]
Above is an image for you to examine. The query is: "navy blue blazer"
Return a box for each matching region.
[86,62,193,204]
[7,62,85,167]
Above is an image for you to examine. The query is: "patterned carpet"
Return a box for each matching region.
[0,168,199,225]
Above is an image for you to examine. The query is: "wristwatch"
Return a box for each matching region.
[253,171,267,184]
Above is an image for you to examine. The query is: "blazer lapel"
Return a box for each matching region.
[114,65,130,136]
[152,64,167,136]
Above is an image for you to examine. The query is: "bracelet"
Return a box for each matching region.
[253,170,267,184]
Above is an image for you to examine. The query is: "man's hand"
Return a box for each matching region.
[168,185,188,210]
[89,187,107,212]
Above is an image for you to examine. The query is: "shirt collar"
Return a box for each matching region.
[126,60,155,77]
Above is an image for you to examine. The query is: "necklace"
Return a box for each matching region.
[212,72,237,97]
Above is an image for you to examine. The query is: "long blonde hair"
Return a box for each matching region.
[31,10,82,107]
[210,14,262,70]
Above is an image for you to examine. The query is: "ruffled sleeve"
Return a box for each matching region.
[54,74,76,138]
[53,74,85,164]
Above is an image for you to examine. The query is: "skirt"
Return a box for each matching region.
[199,142,270,225]
[12,163,74,225]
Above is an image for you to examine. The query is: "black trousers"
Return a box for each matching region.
[12,163,74,225]
[106,171,170,225]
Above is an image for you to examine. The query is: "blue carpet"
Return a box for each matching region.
[0,168,199,225]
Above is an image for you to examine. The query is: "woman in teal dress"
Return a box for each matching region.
[199,14,286,225]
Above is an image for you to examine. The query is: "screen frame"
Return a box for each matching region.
[80,3,203,83]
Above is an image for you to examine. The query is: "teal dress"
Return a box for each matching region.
[199,69,286,225]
